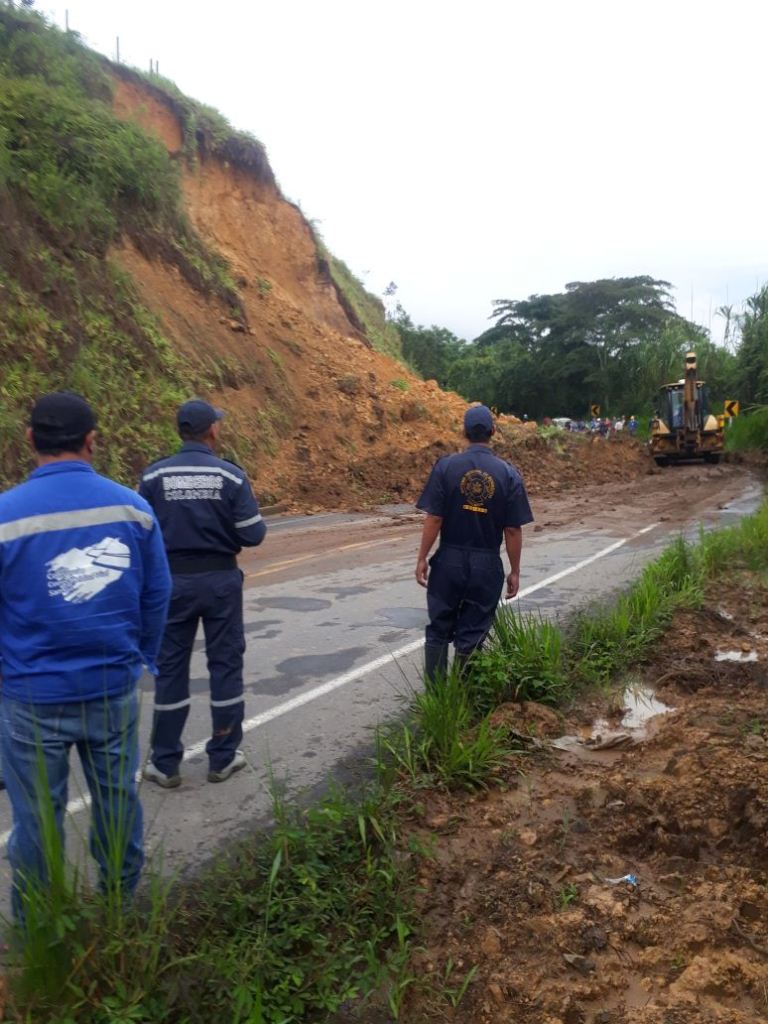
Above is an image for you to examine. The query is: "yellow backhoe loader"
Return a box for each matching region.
[650,351,723,466]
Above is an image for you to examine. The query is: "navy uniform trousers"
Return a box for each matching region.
[151,569,245,775]
[425,545,504,662]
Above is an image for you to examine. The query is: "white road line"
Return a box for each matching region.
[510,521,659,602]
[0,520,660,845]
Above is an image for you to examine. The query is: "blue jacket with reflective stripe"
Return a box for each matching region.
[0,461,172,704]
[139,442,267,557]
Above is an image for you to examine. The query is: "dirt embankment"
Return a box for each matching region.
[403,579,768,1023]
[110,74,652,510]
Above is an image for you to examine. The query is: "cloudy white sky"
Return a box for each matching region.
[39,0,768,341]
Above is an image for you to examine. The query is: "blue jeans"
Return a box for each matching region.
[0,690,144,920]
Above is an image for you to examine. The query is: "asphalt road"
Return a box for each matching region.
[0,466,762,910]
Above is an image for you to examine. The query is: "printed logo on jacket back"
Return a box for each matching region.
[460,470,495,514]
[162,474,223,501]
[47,537,131,604]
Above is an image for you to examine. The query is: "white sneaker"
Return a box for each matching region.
[143,761,181,789]
[207,750,247,783]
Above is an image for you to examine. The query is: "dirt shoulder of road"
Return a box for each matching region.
[401,575,768,1024]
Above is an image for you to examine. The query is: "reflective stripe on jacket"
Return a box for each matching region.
[0,461,171,703]
[139,441,267,557]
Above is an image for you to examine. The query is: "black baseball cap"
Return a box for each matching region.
[177,399,224,434]
[464,404,494,432]
[30,392,96,445]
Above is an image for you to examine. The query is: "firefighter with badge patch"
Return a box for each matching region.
[415,405,533,682]
[139,400,267,787]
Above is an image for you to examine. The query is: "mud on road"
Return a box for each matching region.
[403,573,768,1024]
[245,463,755,586]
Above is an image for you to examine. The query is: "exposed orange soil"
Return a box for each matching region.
[111,75,183,155]
[396,579,768,1023]
[110,74,653,510]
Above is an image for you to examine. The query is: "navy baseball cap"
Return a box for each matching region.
[177,399,224,434]
[464,404,494,432]
[30,391,96,444]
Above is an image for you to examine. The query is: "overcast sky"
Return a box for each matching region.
[39,0,768,342]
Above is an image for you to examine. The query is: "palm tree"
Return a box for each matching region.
[716,304,735,348]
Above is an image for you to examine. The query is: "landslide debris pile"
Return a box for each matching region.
[0,4,651,507]
[402,578,768,1023]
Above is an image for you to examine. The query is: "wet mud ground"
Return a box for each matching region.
[400,574,768,1023]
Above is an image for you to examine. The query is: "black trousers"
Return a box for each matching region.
[425,546,504,654]
[150,569,245,774]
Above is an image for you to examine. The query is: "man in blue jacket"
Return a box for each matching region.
[415,405,533,682]
[139,400,267,788]
[0,392,171,919]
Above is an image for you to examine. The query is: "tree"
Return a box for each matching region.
[393,309,466,388]
[394,277,733,421]
[716,304,737,349]
[734,287,768,404]
[491,277,679,412]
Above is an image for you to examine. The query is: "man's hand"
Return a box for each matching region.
[506,570,520,599]
[415,514,442,589]
[416,556,429,588]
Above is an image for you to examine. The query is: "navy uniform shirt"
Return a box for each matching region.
[417,444,533,550]
[139,441,267,559]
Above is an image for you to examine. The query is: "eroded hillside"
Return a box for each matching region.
[108,68,478,508]
[0,4,651,508]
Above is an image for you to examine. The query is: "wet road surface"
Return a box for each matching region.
[0,466,762,908]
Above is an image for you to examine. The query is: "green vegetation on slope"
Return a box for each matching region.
[0,2,257,485]
[0,212,188,482]
[0,3,403,488]
[112,63,275,181]
[325,253,403,359]
[0,5,242,304]
[306,217,403,359]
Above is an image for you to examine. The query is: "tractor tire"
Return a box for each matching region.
[654,456,669,467]
[704,453,721,465]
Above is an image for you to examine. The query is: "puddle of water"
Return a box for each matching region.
[553,685,674,755]
[715,648,758,663]
[620,686,674,729]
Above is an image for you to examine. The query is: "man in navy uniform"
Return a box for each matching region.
[140,400,267,787]
[415,404,533,682]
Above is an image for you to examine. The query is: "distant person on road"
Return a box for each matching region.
[139,400,267,788]
[628,416,638,436]
[0,392,171,919]
[415,405,533,683]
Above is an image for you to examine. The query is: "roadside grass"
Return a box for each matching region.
[6,777,416,1024]
[568,536,703,686]
[8,499,768,1022]
[376,668,511,790]
[725,405,768,451]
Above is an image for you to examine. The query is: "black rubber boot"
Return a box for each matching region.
[424,643,449,688]
[453,650,473,678]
